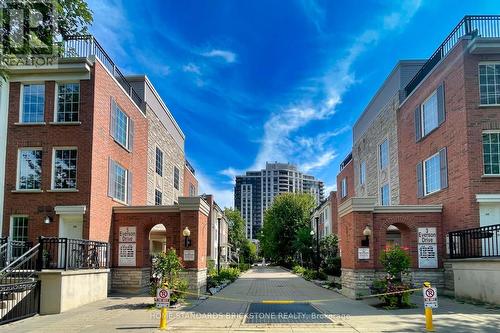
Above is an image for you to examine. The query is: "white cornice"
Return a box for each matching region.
[374,205,443,213]
[338,197,377,218]
[476,194,500,203]
[178,197,210,216]
[338,197,443,217]
[113,206,179,214]
[54,205,87,215]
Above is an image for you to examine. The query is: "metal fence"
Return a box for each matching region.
[0,239,32,269]
[405,15,500,97]
[448,224,500,259]
[61,35,145,112]
[37,237,109,270]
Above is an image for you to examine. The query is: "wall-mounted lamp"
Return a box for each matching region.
[361,224,372,247]
[182,226,191,247]
[44,216,53,225]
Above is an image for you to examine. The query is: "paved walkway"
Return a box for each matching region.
[1,267,499,332]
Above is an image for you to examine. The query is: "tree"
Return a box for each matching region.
[319,234,340,276]
[0,0,93,79]
[225,208,246,251]
[259,193,316,266]
[240,239,257,264]
[150,249,188,303]
[292,226,313,267]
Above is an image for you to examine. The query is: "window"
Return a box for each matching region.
[56,83,80,122]
[341,178,347,198]
[380,184,390,206]
[155,189,162,205]
[379,139,389,169]
[21,84,45,123]
[417,148,448,198]
[52,149,77,189]
[359,160,366,185]
[421,91,438,136]
[108,159,132,204]
[17,149,42,190]
[10,216,28,242]
[173,166,180,190]
[110,98,134,150]
[479,64,500,105]
[483,131,500,175]
[155,147,163,176]
[189,184,197,197]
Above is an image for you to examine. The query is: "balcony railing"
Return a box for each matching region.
[61,35,145,113]
[37,237,109,270]
[448,224,500,259]
[405,15,500,97]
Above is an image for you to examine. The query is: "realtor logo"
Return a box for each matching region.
[0,0,57,66]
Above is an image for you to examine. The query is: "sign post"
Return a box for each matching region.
[422,282,437,332]
[155,287,170,330]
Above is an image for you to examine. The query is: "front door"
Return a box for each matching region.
[58,214,83,239]
[479,203,500,256]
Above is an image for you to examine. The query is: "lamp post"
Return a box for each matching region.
[362,224,372,247]
[182,226,191,247]
[217,213,222,275]
[315,217,320,270]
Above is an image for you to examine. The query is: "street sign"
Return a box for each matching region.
[155,288,170,308]
[418,227,437,244]
[423,286,438,308]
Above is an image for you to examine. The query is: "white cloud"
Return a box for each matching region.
[300,150,337,172]
[182,63,201,75]
[202,49,237,63]
[219,167,243,181]
[196,169,234,209]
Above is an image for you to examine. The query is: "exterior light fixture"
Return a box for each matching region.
[362,224,372,247]
[310,229,315,236]
[44,216,52,225]
[183,227,191,247]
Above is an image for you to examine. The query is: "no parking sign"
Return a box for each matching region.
[155,287,170,308]
[423,286,438,308]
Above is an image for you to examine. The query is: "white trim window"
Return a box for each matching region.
[189,183,197,197]
[56,83,80,122]
[424,153,441,195]
[155,189,162,205]
[155,147,163,176]
[17,148,42,190]
[483,131,500,175]
[21,84,45,123]
[52,148,77,189]
[479,63,500,105]
[110,98,134,151]
[108,159,132,204]
[10,216,28,242]
[421,91,438,136]
[173,166,180,190]
[341,177,347,198]
[359,160,366,185]
[380,184,390,206]
[379,139,389,170]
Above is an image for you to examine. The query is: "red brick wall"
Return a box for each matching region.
[183,165,198,197]
[88,61,148,242]
[398,39,500,235]
[337,160,354,206]
[329,191,338,235]
[2,79,94,241]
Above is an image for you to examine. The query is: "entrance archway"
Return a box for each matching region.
[386,224,402,248]
[149,224,167,255]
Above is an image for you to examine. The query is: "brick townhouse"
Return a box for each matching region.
[311,191,338,238]
[1,37,196,244]
[335,16,500,298]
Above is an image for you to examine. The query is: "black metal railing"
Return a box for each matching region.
[61,35,145,112]
[405,15,500,97]
[37,237,109,270]
[0,239,33,269]
[448,224,500,259]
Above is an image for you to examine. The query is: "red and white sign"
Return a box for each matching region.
[423,287,438,308]
[155,288,170,308]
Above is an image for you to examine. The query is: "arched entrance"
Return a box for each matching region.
[386,224,402,248]
[149,224,167,255]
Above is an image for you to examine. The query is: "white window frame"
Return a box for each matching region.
[421,90,439,137]
[54,82,80,123]
[10,215,29,241]
[155,189,162,205]
[173,166,180,190]
[111,161,128,204]
[155,146,163,176]
[19,83,45,124]
[341,177,347,198]
[482,130,500,176]
[380,183,390,206]
[379,138,389,170]
[51,147,78,190]
[423,152,441,196]
[359,160,366,185]
[478,62,500,106]
[112,101,130,150]
[16,147,43,190]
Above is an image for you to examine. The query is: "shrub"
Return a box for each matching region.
[302,269,316,281]
[217,267,240,282]
[238,263,251,271]
[150,249,188,303]
[292,265,306,275]
[322,256,341,277]
[379,245,411,280]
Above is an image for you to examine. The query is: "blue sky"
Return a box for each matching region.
[88,0,500,208]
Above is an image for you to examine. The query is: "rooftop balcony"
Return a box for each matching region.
[405,15,500,98]
[62,35,145,113]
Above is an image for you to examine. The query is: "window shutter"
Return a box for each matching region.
[416,161,424,198]
[128,118,134,151]
[414,106,422,142]
[127,170,133,205]
[110,97,117,139]
[108,158,115,197]
[439,147,448,189]
[437,83,445,125]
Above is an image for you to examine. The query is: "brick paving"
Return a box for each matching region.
[1,266,500,332]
